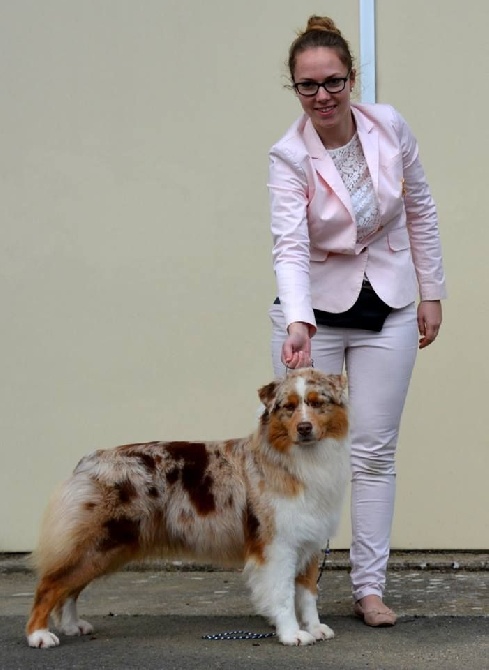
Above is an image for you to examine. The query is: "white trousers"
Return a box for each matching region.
[269,302,418,601]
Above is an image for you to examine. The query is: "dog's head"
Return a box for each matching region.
[258,368,348,452]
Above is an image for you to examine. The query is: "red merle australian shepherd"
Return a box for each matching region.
[26,368,350,648]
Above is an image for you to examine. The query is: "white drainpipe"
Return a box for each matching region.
[359,0,377,103]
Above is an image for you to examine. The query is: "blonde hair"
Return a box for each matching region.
[288,15,355,80]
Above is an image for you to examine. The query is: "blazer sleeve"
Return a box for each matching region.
[393,108,447,301]
[268,145,317,334]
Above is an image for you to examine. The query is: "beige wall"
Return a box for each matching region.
[0,1,487,552]
[376,0,489,548]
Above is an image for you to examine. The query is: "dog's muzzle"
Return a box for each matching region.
[296,421,316,443]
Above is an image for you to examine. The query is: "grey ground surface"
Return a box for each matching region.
[1,552,487,670]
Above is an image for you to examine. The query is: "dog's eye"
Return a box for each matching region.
[306,396,324,408]
[283,403,296,412]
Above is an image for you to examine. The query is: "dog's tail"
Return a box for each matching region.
[30,473,101,578]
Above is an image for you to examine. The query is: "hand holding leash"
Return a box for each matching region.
[282,322,312,369]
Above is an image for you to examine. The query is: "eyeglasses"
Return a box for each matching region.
[293,73,351,97]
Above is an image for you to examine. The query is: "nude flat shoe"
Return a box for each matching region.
[354,601,397,627]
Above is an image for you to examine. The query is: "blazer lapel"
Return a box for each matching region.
[302,118,355,220]
[352,106,379,202]
[301,108,382,229]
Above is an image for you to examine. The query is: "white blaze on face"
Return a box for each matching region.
[295,376,308,421]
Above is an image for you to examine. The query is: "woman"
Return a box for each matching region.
[268,15,446,627]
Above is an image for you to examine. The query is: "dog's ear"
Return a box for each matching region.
[258,380,279,410]
[328,374,348,405]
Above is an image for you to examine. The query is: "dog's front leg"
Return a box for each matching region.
[244,550,316,646]
[295,558,334,641]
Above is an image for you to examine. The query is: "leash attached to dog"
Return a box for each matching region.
[317,540,331,584]
[203,542,331,641]
[285,359,314,375]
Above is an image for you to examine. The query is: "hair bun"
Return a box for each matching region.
[287,15,353,80]
[304,15,342,36]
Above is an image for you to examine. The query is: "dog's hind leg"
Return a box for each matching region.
[26,567,80,648]
[51,581,96,636]
[57,589,94,637]
[27,562,99,648]
[295,556,334,641]
[26,547,129,648]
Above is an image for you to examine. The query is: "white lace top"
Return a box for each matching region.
[327,133,380,242]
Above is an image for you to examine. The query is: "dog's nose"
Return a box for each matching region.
[297,421,313,437]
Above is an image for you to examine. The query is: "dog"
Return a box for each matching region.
[26,368,350,648]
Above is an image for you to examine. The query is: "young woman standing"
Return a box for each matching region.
[268,15,446,626]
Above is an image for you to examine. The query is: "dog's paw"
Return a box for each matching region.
[60,619,94,636]
[279,629,316,646]
[310,623,335,640]
[27,629,60,649]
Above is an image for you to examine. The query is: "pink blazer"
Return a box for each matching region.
[268,103,447,332]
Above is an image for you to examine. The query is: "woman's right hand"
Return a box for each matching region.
[281,322,313,369]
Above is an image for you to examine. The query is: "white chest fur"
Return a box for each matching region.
[272,438,350,550]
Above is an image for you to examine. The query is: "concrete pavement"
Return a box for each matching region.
[0,552,487,669]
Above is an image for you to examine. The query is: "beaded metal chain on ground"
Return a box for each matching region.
[202,630,276,640]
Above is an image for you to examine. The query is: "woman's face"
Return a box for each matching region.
[293,47,355,141]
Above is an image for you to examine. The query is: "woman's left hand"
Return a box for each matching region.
[417,300,442,349]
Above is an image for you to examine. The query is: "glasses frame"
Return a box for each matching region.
[293,72,351,97]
